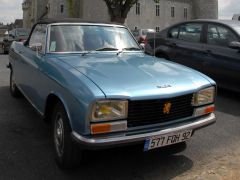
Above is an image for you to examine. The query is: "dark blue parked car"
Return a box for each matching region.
[145,20,240,92]
[8,19,216,169]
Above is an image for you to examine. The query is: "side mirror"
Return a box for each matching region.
[139,43,145,50]
[30,43,43,52]
[229,41,240,50]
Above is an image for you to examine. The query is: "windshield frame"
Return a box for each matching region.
[46,23,142,54]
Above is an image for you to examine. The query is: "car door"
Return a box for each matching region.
[202,23,240,91]
[16,24,48,112]
[166,23,207,72]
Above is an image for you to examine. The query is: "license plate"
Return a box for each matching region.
[144,130,192,151]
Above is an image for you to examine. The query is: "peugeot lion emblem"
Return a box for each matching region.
[163,102,172,114]
[157,85,172,89]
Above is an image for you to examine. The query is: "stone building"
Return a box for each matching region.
[22,0,218,31]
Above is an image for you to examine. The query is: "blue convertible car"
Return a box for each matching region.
[8,19,216,169]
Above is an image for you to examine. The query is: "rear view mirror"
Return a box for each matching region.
[30,43,43,52]
[229,41,240,50]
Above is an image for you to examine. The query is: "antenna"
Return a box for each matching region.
[154,30,156,57]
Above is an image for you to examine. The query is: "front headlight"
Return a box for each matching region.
[91,100,128,122]
[193,86,215,106]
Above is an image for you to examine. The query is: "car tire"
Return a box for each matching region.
[52,102,82,169]
[10,70,21,98]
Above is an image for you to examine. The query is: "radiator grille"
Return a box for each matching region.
[128,94,194,127]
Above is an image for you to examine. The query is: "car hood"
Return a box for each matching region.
[57,52,213,99]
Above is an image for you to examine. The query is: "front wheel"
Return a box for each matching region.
[52,102,82,169]
[10,70,21,98]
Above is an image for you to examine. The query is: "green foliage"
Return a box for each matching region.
[67,0,80,18]
[67,0,74,17]
[103,0,159,23]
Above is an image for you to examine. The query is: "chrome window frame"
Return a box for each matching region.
[27,23,48,55]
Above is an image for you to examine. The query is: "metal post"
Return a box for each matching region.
[154,30,156,57]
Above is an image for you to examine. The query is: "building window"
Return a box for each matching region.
[60,4,64,13]
[134,26,138,30]
[184,8,188,19]
[156,5,160,16]
[136,3,140,15]
[171,7,175,18]
[47,3,50,13]
[156,27,160,32]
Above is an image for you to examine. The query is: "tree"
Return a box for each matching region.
[67,0,81,18]
[103,0,138,24]
[103,0,160,24]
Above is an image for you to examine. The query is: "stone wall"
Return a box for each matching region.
[192,0,218,19]
[81,0,110,22]
[126,0,192,31]
[22,0,31,28]
[22,0,218,30]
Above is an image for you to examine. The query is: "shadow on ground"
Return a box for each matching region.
[215,88,240,117]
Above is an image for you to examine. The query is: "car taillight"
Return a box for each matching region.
[143,38,148,45]
[139,36,145,43]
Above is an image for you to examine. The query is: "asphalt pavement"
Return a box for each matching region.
[0,54,240,180]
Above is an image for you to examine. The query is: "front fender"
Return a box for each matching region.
[44,88,91,135]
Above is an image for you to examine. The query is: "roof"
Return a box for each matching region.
[191,19,240,26]
[36,18,124,26]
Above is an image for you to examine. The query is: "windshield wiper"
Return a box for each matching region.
[95,47,119,51]
[82,47,119,56]
[82,47,141,56]
[117,47,141,55]
[122,47,141,51]
[81,51,95,56]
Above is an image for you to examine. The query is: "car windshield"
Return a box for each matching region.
[49,25,140,52]
[17,29,30,36]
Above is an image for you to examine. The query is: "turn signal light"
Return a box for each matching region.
[91,121,127,135]
[194,105,215,117]
[91,124,111,135]
[204,106,215,114]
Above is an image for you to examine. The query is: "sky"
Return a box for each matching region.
[0,0,239,24]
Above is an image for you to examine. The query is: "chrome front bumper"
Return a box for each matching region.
[72,113,216,149]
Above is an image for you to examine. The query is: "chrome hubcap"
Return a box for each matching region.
[54,114,64,157]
